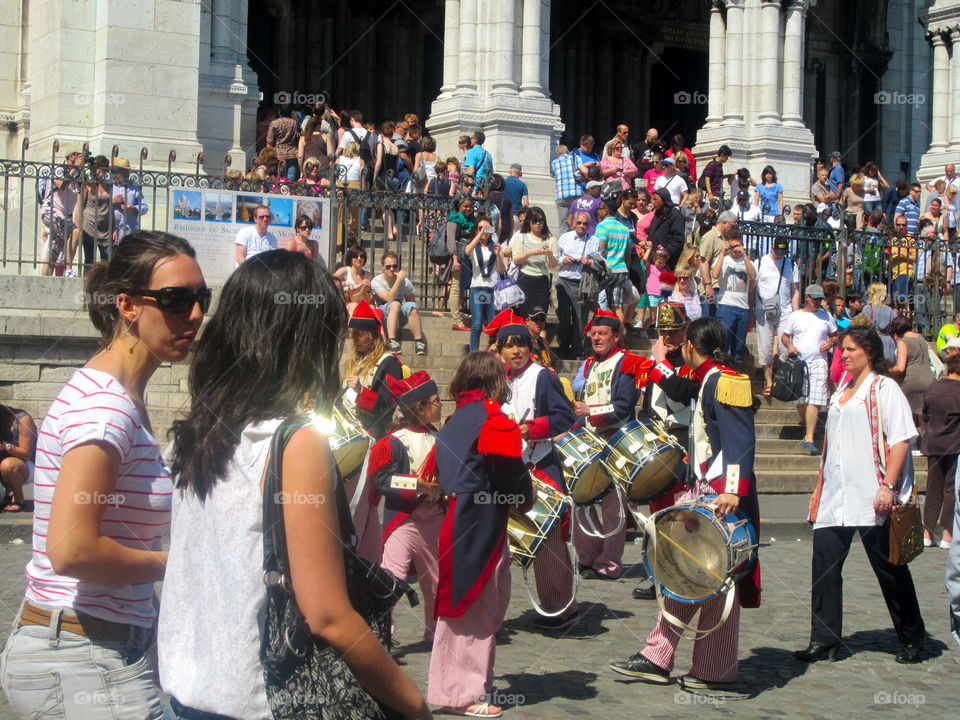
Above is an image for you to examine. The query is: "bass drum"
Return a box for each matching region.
[312,405,371,478]
[641,498,757,604]
[602,418,684,503]
[554,427,613,506]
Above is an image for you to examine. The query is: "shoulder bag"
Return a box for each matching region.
[761,256,787,325]
[867,378,924,566]
[260,416,417,720]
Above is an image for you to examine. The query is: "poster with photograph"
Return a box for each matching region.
[168,189,331,283]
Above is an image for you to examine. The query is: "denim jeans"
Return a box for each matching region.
[0,607,162,720]
[715,303,751,361]
[469,287,496,351]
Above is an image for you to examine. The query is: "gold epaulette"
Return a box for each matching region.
[715,370,753,408]
[559,377,575,405]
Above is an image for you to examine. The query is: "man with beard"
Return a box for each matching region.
[635,128,665,176]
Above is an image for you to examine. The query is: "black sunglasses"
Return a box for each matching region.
[297,225,312,230]
[130,286,212,314]
[384,263,399,269]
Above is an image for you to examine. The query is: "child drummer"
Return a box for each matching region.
[489,309,579,629]
[609,317,761,690]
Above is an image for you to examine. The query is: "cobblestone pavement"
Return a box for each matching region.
[1,529,957,719]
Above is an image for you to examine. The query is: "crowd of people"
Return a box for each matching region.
[3,222,960,719]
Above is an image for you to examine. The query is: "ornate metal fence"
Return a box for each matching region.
[0,139,481,311]
[737,220,953,336]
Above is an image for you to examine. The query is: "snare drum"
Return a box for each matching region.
[312,405,371,478]
[507,476,570,569]
[641,498,757,604]
[555,428,613,506]
[601,418,684,503]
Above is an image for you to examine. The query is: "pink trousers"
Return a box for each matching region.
[427,542,511,708]
[641,588,742,683]
[572,489,627,578]
[380,502,444,641]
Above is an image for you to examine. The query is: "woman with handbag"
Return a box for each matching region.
[334,244,375,317]
[508,206,558,317]
[445,195,477,331]
[798,326,926,664]
[1,231,206,720]
[162,250,431,720]
[465,216,506,351]
[428,352,532,718]
[920,355,960,549]
[367,372,445,643]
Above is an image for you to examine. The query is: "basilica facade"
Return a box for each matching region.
[0,0,954,203]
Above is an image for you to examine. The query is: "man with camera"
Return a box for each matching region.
[755,237,801,396]
[557,211,600,358]
[698,210,737,317]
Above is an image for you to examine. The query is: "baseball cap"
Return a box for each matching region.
[526,306,547,320]
[805,284,825,299]
[773,237,790,252]
[829,151,842,161]
[661,157,675,165]
[585,180,603,190]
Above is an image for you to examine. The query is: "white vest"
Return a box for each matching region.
[502,362,552,466]
[583,349,624,431]
[391,427,436,474]
[649,360,693,428]
[692,365,721,482]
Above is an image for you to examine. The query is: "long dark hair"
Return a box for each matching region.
[170,250,347,501]
[840,326,888,375]
[687,317,737,368]
[84,231,196,346]
[0,405,26,443]
[449,351,509,405]
[520,206,552,238]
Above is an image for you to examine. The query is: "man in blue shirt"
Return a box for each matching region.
[827,151,845,197]
[463,130,493,188]
[551,144,579,227]
[574,135,600,190]
[883,178,909,224]
[503,164,529,216]
[895,182,922,236]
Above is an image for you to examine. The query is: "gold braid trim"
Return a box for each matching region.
[715,372,753,408]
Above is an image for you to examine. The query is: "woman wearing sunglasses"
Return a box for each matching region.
[284,213,319,261]
[1,231,207,720]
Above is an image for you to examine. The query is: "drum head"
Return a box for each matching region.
[629,447,684,503]
[648,507,729,602]
[568,464,612,505]
[335,440,369,479]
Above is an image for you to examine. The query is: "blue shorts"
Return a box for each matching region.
[379,300,418,326]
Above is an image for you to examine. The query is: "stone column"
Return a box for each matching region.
[439,0,460,96]
[930,31,950,150]
[782,0,807,127]
[756,0,782,125]
[456,0,477,94]
[705,2,726,127]
[951,27,960,148]
[520,0,544,97]
[722,0,745,125]
[211,0,234,65]
[492,0,518,93]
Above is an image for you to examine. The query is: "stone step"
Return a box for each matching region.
[755,452,929,471]
[758,470,929,493]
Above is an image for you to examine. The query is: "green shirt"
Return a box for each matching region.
[596,217,630,273]
[937,322,959,355]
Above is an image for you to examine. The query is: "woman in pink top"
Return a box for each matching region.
[1,231,207,720]
[643,153,666,194]
[600,139,639,191]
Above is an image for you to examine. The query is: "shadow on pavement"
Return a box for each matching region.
[494,669,600,706]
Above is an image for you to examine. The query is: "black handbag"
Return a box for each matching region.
[771,355,808,403]
[260,416,418,720]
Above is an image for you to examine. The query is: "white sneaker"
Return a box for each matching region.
[632,316,645,329]
[940,540,952,549]
[64,269,78,278]
[923,538,934,547]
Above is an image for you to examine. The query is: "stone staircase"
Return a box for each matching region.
[0,276,927,492]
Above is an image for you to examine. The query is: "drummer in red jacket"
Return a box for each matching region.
[572,309,654,580]
[490,309,579,630]
[366,371,444,642]
[609,317,761,690]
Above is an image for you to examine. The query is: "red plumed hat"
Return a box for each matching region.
[385,371,439,409]
[348,300,382,332]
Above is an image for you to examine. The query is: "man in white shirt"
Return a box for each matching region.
[926,163,960,195]
[336,110,369,153]
[733,190,762,251]
[234,204,277,265]
[754,236,801,394]
[653,157,688,207]
[371,251,427,355]
[781,284,838,454]
[602,124,632,160]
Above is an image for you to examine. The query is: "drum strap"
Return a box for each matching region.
[643,512,738,641]
[521,497,581,618]
[575,485,626,538]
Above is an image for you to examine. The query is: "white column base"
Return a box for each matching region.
[693,124,818,211]
[428,93,564,206]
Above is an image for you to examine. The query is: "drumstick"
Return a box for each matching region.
[655,528,725,583]
[519,409,531,425]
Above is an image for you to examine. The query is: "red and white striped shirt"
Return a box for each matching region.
[25,368,172,627]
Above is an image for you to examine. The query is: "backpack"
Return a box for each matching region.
[771,356,809,402]
[348,129,373,165]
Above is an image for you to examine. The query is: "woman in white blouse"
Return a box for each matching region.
[797,326,926,664]
[508,205,558,317]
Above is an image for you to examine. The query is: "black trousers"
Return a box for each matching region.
[556,278,584,356]
[810,524,925,646]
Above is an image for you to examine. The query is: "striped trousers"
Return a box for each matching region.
[641,588,742,683]
[531,521,578,616]
[572,489,627,578]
